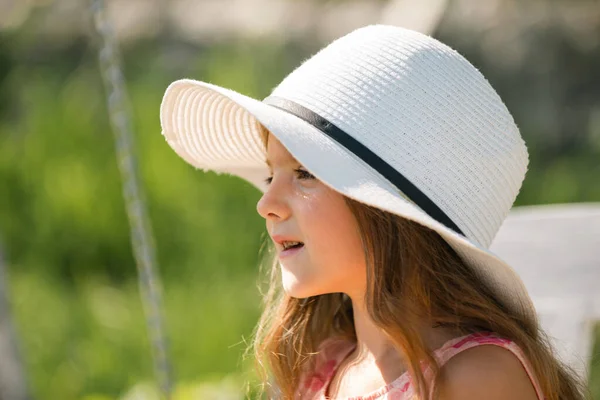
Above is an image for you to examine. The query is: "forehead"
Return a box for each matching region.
[264,132,300,167]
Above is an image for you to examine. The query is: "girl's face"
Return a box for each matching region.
[256,134,366,298]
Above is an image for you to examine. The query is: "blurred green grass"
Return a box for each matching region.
[9,269,264,399]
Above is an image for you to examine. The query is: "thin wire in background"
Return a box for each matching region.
[89,1,173,398]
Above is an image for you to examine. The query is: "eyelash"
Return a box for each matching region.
[264,169,315,185]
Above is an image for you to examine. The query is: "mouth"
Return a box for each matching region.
[282,241,304,250]
[280,242,304,258]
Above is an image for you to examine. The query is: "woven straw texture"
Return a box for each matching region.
[160,24,535,322]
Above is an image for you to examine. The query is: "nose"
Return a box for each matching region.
[256,177,291,221]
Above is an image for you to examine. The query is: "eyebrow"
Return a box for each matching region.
[265,158,302,168]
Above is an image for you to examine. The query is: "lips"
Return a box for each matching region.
[279,242,305,259]
[272,234,304,251]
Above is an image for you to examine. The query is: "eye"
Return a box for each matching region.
[263,168,315,185]
[295,168,315,180]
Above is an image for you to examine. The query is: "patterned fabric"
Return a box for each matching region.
[295,331,545,400]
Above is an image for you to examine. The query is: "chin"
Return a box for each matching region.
[281,268,322,298]
[282,279,313,299]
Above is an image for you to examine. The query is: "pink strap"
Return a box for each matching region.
[295,337,356,398]
[430,332,545,399]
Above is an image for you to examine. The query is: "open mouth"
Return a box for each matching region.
[283,242,304,250]
[280,242,305,258]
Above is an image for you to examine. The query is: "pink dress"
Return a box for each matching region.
[295,331,545,400]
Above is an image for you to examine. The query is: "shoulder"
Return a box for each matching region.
[436,343,540,400]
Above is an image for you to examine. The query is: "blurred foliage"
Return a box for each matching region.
[0,36,295,399]
[0,36,294,281]
[0,9,599,399]
[9,271,263,399]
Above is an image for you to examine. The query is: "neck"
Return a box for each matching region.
[350,299,396,360]
[347,292,460,363]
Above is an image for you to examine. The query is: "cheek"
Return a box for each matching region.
[281,189,367,297]
[305,195,365,275]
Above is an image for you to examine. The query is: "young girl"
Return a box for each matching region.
[159,25,588,399]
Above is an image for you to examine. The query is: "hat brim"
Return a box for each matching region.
[160,78,538,324]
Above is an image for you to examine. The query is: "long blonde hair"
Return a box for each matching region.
[245,127,589,399]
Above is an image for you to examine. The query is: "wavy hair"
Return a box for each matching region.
[244,126,589,399]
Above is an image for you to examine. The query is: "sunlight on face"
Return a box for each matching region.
[256,134,366,298]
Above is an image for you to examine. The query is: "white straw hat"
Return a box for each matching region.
[159,24,537,323]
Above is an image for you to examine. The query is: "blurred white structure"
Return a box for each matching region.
[0,0,450,42]
[491,202,600,380]
[3,0,598,51]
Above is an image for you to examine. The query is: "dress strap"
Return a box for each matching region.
[295,336,356,399]
[429,332,545,400]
